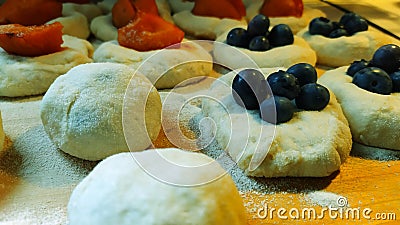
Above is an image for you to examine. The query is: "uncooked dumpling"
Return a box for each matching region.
[40,63,162,160]
[67,148,247,225]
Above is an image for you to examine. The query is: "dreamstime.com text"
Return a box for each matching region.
[256,197,396,221]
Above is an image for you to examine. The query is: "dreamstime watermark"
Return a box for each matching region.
[256,197,396,221]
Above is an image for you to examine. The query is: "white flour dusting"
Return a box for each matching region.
[304,191,347,208]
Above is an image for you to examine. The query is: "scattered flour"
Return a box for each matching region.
[304,191,347,208]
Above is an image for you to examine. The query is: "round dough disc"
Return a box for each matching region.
[201,68,352,177]
[40,62,162,160]
[0,35,93,97]
[319,66,400,150]
[67,148,247,225]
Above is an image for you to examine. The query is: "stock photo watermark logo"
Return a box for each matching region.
[256,196,396,221]
[121,40,277,187]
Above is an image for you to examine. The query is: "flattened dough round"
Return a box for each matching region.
[68,148,247,225]
[47,3,103,39]
[214,27,317,68]
[201,68,352,177]
[172,11,247,40]
[319,66,400,150]
[93,40,213,89]
[297,28,399,67]
[0,35,93,97]
[40,63,162,160]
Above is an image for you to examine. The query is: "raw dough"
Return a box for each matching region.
[90,13,117,41]
[93,40,213,89]
[0,111,4,155]
[297,28,399,67]
[40,63,162,161]
[68,148,247,225]
[244,0,326,34]
[47,3,103,39]
[172,11,247,39]
[0,35,93,97]
[201,68,352,177]
[214,26,317,69]
[319,66,400,150]
[168,0,194,13]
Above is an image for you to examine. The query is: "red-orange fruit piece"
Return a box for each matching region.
[192,0,242,20]
[118,13,184,51]
[0,0,62,26]
[0,22,64,57]
[260,0,304,18]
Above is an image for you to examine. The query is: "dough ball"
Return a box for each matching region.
[68,148,247,225]
[40,63,162,161]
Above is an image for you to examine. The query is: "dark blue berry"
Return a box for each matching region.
[332,21,344,30]
[309,17,334,37]
[268,24,294,47]
[232,69,270,109]
[370,44,400,74]
[390,71,400,92]
[347,59,370,76]
[339,13,357,26]
[286,63,317,87]
[267,70,300,100]
[329,28,348,38]
[249,36,270,51]
[295,83,330,111]
[247,14,270,37]
[227,28,250,48]
[260,96,295,124]
[352,67,392,95]
[342,15,368,35]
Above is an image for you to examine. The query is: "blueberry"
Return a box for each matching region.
[346,59,370,76]
[389,70,400,92]
[332,21,344,30]
[267,70,300,100]
[329,28,348,38]
[295,83,330,111]
[227,28,250,48]
[309,17,334,37]
[260,96,295,124]
[232,69,270,109]
[342,14,368,35]
[286,63,318,87]
[390,71,400,92]
[370,44,400,74]
[352,67,392,95]
[268,24,294,47]
[247,14,270,37]
[248,36,270,51]
[339,13,357,26]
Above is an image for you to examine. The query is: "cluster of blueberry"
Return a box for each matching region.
[232,63,330,124]
[309,13,368,38]
[226,14,294,51]
[347,44,400,95]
